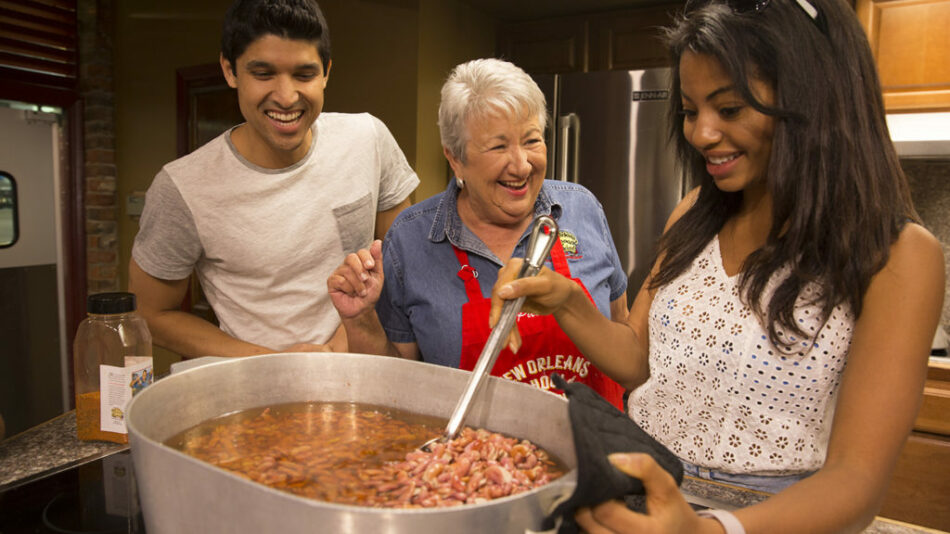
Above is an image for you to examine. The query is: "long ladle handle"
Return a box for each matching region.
[442,215,559,440]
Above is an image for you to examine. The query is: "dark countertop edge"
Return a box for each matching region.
[0,412,942,533]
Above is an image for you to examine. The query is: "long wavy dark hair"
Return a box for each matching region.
[651,0,918,348]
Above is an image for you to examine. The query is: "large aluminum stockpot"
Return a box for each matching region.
[125,352,577,534]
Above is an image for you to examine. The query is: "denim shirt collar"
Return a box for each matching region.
[428,179,562,264]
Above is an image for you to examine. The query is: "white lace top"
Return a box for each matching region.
[629,236,854,474]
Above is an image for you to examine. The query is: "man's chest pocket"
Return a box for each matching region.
[333,193,375,254]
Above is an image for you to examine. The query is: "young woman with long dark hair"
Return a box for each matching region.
[490,0,944,531]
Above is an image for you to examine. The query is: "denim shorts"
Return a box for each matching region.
[681,460,815,494]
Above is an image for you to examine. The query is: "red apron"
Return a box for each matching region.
[454,238,625,411]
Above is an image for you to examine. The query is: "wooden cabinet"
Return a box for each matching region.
[856,0,950,111]
[499,0,950,105]
[588,5,679,71]
[915,363,950,435]
[496,16,589,74]
[496,3,681,74]
[878,362,950,531]
[879,431,950,531]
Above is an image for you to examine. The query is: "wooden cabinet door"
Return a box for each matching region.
[916,367,950,435]
[878,431,950,531]
[856,0,950,111]
[589,4,680,71]
[878,364,950,531]
[496,16,589,74]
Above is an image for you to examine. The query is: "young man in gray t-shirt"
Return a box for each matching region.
[129,0,418,358]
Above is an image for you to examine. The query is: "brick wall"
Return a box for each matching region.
[78,0,119,293]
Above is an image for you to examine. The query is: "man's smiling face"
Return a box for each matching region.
[221,34,330,168]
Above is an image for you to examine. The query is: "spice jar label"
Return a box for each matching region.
[98,357,154,434]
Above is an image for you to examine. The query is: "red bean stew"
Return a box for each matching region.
[165,402,565,508]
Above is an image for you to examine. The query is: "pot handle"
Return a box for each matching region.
[522,470,577,534]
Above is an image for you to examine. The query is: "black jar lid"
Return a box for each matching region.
[87,292,137,314]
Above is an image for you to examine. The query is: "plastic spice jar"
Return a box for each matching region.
[73,292,153,443]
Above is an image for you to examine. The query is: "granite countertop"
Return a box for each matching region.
[0,411,126,488]
[0,412,943,533]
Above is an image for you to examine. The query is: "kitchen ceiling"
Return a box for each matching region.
[461,0,669,21]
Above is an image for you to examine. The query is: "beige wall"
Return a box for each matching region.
[414,0,496,200]
[114,0,495,370]
[319,0,420,161]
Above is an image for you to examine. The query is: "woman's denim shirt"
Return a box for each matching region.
[376,179,627,368]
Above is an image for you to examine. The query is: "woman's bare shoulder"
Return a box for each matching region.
[863,221,944,322]
[888,222,943,276]
[664,186,700,232]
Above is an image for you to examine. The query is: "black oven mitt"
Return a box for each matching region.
[543,373,684,534]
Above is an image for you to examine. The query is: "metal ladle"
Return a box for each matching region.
[421,215,559,452]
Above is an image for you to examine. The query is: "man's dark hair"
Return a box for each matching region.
[221,0,331,74]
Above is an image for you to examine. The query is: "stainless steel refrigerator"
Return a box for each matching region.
[532,68,683,294]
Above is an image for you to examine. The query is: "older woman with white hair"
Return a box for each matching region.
[327,58,628,408]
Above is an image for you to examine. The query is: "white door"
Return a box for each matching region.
[0,102,67,437]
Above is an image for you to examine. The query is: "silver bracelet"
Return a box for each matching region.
[697,509,746,534]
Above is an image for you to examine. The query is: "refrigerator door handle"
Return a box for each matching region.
[557,113,580,183]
